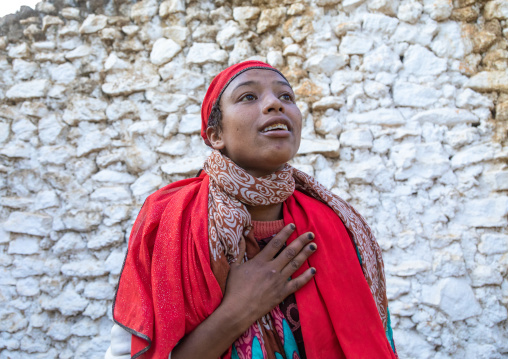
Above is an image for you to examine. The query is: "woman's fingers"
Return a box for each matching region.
[272,231,315,271]
[280,241,317,278]
[284,267,316,296]
[256,223,296,261]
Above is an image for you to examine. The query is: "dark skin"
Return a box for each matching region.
[172,70,315,359]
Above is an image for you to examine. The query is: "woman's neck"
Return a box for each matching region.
[245,203,283,221]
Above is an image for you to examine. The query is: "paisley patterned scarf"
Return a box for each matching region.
[204,150,389,330]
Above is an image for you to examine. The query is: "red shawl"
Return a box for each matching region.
[113,173,395,358]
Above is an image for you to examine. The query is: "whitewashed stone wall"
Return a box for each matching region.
[0,0,507,358]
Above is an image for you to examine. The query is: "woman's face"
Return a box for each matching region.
[207,69,302,177]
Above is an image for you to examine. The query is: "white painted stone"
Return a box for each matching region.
[297,138,340,157]
[8,43,30,59]
[0,141,31,158]
[347,108,406,126]
[12,59,38,80]
[161,156,207,175]
[339,129,373,149]
[403,44,447,76]
[368,0,400,16]
[304,53,349,76]
[390,260,431,276]
[65,45,92,60]
[38,114,64,144]
[411,108,478,126]
[90,186,131,203]
[471,265,503,287]
[362,45,402,73]
[4,212,52,237]
[330,71,363,94]
[52,232,86,255]
[485,170,508,191]
[283,44,302,57]
[8,236,39,255]
[76,130,112,157]
[62,97,108,125]
[84,281,115,300]
[455,196,508,228]
[6,79,49,100]
[16,277,40,297]
[42,290,89,316]
[312,96,345,111]
[61,260,107,277]
[131,173,163,197]
[393,81,441,107]
[179,113,201,134]
[342,0,366,11]
[266,51,284,68]
[48,322,71,341]
[38,145,74,165]
[451,144,495,169]
[421,277,481,321]
[92,170,136,184]
[386,276,411,300]
[398,0,423,23]
[71,317,99,337]
[106,100,137,121]
[87,226,124,250]
[423,0,453,21]
[484,0,508,20]
[186,43,228,65]
[362,13,399,34]
[105,249,125,275]
[393,330,435,358]
[83,302,107,320]
[217,21,243,49]
[339,34,373,55]
[80,14,108,34]
[159,0,185,17]
[102,68,160,96]
[11,118,36,141]
[233,6,260,22]
[150,38,181,65]
[49,63,77,84]
[145,91,188,113]
[431,21,471,59]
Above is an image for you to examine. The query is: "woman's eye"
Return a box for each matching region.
[241,94,256,101]
[280,94,293,102]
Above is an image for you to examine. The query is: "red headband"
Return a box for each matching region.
[200,60,286,145]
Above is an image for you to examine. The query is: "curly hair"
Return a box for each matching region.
[207,99,222,135]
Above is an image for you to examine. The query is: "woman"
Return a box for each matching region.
[109,61,397,359]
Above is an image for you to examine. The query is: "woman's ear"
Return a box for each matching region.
[206,126,225,150]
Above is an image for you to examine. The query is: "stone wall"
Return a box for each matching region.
[0,0,507,358]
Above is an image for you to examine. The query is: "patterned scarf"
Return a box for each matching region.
[203,150,388,329]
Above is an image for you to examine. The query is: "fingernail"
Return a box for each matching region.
[311,268,316,274]
[307,233,314,240]
[309,243,317,251]
[290,223,296,230]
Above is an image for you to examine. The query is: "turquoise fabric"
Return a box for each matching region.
[282,319,300,358]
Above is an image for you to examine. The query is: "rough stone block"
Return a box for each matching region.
[4,212,52,237]
[186,43,228,65]
[150,38,181,65]
[393,82,441,107]
[61,260,107,277]
[297,138,340,157]
[79,15,108,33]
[456,196,508,227]
[466,71,508,93]
[6,79,49,100]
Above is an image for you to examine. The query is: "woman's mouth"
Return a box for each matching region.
[261,123,289,132]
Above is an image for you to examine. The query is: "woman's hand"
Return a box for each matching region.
[172,224,316,359]
[220,223,317,330]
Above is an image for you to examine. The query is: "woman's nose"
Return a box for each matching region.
[262,93,284,113]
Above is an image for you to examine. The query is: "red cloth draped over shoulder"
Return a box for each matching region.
[113,173,395,359]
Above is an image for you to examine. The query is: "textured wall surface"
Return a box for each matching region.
[0,0,507,358]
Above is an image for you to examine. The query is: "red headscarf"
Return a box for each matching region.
[200,60,288,145]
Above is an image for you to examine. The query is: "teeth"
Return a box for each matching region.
[262,123,288,132]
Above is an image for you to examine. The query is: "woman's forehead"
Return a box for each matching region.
[224,68,292,94]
